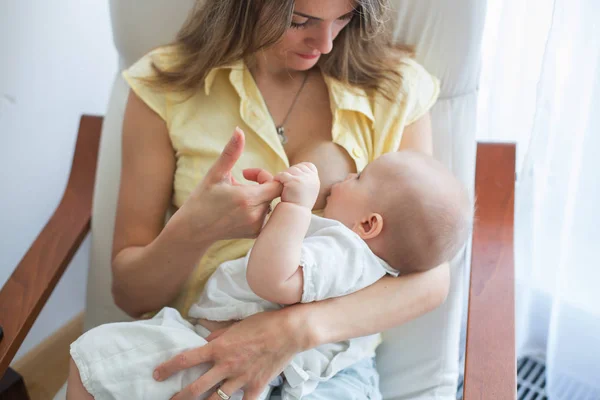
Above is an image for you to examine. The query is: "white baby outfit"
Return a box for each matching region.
[70,215,398,399]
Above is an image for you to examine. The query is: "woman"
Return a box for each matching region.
[68,0,449,399]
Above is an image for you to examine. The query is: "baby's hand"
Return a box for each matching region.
[275,162,320,208]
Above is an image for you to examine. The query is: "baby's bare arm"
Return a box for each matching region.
[246,203,310,304]
[247,163,319,305]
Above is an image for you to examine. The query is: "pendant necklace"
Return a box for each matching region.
[268,72,309,145]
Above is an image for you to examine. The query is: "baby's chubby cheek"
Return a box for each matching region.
[322,198,343,221]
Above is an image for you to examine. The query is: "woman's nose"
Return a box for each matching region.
[310,25,334,54]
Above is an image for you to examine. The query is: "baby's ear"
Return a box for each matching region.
[353,213,383,240]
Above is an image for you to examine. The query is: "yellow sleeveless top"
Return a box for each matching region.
[122,47,440,317]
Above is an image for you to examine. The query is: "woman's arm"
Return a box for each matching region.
[111,91,215,317]
[112,93,281,317]
[399,112,434,155]
[302,264,449,345]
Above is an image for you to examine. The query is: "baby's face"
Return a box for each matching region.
[323,159,383,229]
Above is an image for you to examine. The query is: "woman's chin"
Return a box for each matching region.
[289,57,320,71]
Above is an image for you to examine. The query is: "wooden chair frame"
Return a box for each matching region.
[0,115,516,399]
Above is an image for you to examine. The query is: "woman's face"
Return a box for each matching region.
[264,0,357,71]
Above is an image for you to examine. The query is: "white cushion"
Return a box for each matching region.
[75,2,487,400]
[82,0,196,332]
[109,0,197,69]
[376,2,485,399]
[377,96,478,399]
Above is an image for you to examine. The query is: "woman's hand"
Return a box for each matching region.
[153,308,310,400]
[176,127,282,243]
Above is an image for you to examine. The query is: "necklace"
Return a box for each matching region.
[267,72,309,145]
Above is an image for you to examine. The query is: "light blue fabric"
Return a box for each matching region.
[270,357,382,400]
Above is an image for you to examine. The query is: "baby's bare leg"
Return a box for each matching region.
[66,357,94,400]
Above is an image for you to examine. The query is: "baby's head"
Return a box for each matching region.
[323,151,473,274]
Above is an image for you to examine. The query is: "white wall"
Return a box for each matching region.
[0,1,117,359]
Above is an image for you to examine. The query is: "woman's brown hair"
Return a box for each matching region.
[146,0,412,100]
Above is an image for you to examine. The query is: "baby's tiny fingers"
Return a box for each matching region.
[275,171,294,183]
[295,164,311,174]
[287,165,304,176]
[300,162,318,173]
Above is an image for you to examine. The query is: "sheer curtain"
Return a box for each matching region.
[478,0,600,398]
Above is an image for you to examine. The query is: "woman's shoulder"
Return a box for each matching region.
[122,45,181,121]
[397,57,437,79]
[372,57,440,125]
[331,57,440,113]
[379,57,440,103]
[125,45,179,80]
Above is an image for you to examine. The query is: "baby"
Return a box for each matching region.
[68,151,472,400]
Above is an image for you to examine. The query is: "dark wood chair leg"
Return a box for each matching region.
[0,368,30,400]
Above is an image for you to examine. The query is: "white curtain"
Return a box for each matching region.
[478,0,600,398]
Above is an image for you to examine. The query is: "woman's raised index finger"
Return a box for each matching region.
[206,128,245,183]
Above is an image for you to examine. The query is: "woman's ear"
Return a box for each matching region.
[353,213,383,240]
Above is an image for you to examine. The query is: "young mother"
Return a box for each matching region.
[77,0,448,398]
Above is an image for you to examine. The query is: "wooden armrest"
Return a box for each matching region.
[464,142,516,399]
[0,116,103,376]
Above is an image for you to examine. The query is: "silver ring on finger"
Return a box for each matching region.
[216,387,231,400]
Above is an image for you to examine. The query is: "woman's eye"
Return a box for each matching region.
[291,21,308,29]
[290,18,309,29]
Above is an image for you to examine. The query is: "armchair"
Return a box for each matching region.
[0,1,515,399]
